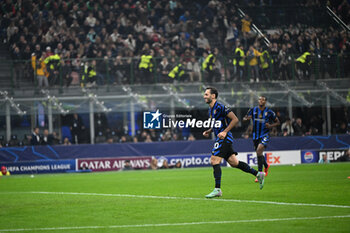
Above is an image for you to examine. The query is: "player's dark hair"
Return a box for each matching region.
[260,96,267,101]
[206,87,218,99]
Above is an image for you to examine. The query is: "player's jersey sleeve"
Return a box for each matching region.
[247,108,253,117]
[223,105,232,117]
[269,109,277,122]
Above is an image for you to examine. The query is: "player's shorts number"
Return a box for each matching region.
[214,142,219,149]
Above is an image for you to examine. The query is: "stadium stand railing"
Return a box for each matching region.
[1,54,349,90]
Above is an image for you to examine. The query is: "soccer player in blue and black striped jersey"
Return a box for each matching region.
[243,96,280,182]
[203,87,265,198]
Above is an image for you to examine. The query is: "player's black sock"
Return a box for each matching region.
[237,161,258,176]
[263,156,268,168]
[213,164,221,189]
[257,155,264,172]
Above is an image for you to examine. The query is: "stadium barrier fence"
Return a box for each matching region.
[2,53,350,90]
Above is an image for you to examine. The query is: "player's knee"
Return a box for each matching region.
[210,160,219,166]
[228,156,239,167]
[231,161,239,167]
[257,146,264,155]
[210,157,220,165]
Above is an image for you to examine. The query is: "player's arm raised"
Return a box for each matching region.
[218,112,239,139]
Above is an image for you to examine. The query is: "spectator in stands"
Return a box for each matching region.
[336,122,348,134]
[85,12,97,28]
[31,52,49,87]
[318,153,330,164]
[188,134,196,141]
[112,56,127,85]
[95,53,108,85]
[202,48,220,83]
[224,16,239,49]
[7,21,18,43]
[309,115,324,135]
[31,127,41,145]
[124,34,136,52]
[295,50,313,80]
[45,47,54,58]
[259,45,274,81]
[82,60,97,87]
[120,135,128,143]
[278,44,291,80]
[281,128,289,137]
[161,130,172,141]
[143,134,151,143]
[158,57,172,83]
[187,56,202,82]
[123,160,133,171]
[336,148,350,162]
[55,43,65,57]
[138,49,154,84]
[106,137,114,144]
[150,158,158,170]
[52,132,60,145]
[61,56,73,87]
[8,135,19,147]
[160,160,169,169]
[44,51,61,85]
[22,134,32,146]
[174,161,182,168]
[196,32,210,55]
[70,113,85,144]
[168,60,187,82]
[0,166,10,176]
[247,45,261,82]
[241,14,252,37]
[293,118,306,136]
[63,137,72,146]
[41,129,54,145]
[281,117,294,136]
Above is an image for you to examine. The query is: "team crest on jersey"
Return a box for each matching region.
[259,113,263,118]
[213,109,216,115]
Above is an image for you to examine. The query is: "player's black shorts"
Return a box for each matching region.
[211,138,238,161]
[253,135,270,151]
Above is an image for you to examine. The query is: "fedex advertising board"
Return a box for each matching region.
[235,150,301,166]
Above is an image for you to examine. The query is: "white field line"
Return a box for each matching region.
[1,191,350,209]
[0,215,350,232]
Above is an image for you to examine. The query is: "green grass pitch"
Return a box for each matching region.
[0,163,349,233]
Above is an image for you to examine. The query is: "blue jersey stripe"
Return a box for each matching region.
[248,106,277,140]
[209,101,234,141]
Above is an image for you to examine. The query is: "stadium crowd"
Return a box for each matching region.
[1,0,350,86]
[0,0,349,146]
